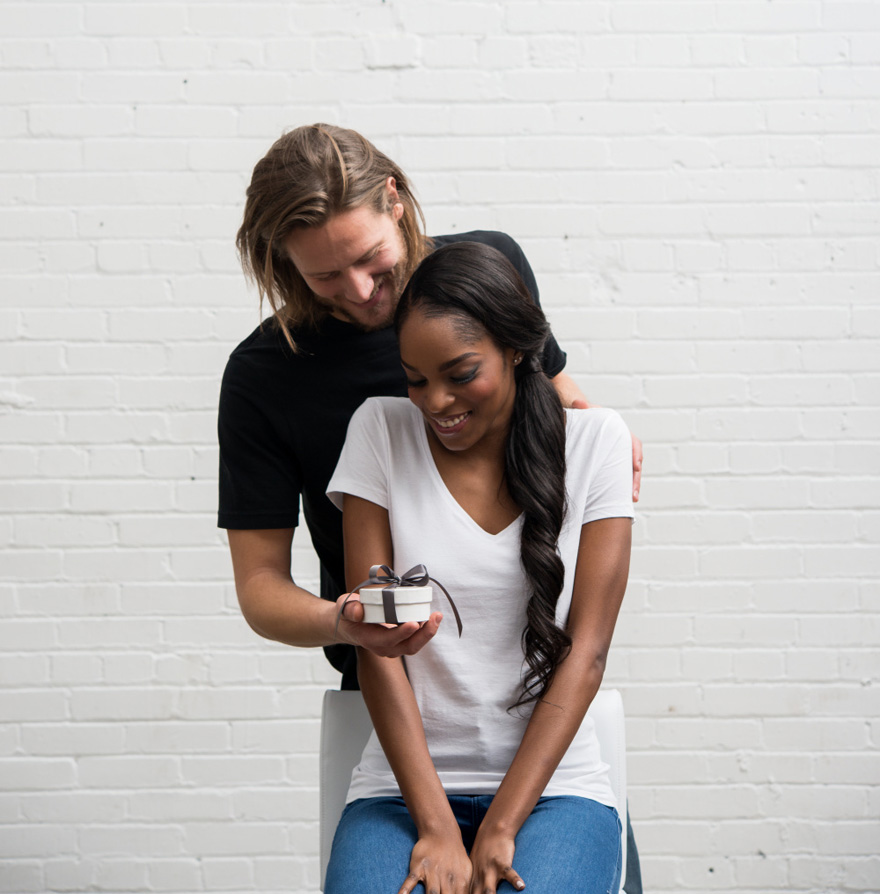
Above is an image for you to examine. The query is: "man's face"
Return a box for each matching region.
[283,203,408,331]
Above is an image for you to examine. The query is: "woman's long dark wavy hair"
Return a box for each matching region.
[395,241,570,709]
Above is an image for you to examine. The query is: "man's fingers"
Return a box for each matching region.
[381,613,442,657]
[339,595,364,622]
[362,621,419,651]
[631,433,643,502]
[352,613,442,657]
[344,602,443,658]
[397,612,442,656]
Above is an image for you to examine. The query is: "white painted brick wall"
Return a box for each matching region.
[2,2,878,892]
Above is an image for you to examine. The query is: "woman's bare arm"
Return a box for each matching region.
[468,516,633,892]
[342,494,472,894]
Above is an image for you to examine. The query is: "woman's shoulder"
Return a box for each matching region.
[353,395,413,418]
[355,396,419,424]
[564,408,635,521]
[563,406,631,466]
[564,406,629,442]
[350,397,423,445]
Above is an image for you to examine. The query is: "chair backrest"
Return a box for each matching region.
[319,689,374,888]
[319,688,627,892]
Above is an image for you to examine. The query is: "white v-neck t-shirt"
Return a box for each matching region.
[327,396,634,807]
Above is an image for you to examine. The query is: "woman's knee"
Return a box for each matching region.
[325,798,418,894]
[509,797,621,893]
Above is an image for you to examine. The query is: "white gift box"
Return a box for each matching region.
[359,585,433,624]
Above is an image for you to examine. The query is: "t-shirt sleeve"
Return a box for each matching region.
[326,399,391,512]
[217,352,303,530]
[580,410,635,525]
[481,232,567,378]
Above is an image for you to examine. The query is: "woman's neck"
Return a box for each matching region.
[425,425,520,536]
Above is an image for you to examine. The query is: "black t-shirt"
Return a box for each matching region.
[217,231,566,686]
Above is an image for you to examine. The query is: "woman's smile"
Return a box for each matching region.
[430,410,472,435]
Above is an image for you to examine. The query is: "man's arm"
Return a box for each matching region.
[551,370,590,409]
[228,528,441,656]
[551,371,644,502]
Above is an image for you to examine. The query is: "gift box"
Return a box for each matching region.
[337,564,463,637]
[359,584,433,625]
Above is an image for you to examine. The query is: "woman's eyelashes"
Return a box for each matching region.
[451,368,478,385]
[405,367,479,389]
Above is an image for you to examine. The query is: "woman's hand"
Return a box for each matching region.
[468,829,524,893]
[399,833,473,894]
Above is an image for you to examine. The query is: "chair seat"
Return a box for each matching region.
[319,688,627,892]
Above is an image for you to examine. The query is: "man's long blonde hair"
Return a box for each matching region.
[236,124,430,349]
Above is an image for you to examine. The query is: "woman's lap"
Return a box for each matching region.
[324,794,621,894]
[324,797,418,893]
[509,796,621,893]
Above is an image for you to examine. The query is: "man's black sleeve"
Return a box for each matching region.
[217,347,302,530]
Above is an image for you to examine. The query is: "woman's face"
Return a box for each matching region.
[398,309,517,454]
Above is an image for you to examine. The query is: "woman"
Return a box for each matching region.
[326,241,633,894]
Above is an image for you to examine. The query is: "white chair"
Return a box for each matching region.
[319,688,627,892]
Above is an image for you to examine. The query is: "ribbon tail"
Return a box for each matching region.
[334,576,378,635]
[429,577,463,637]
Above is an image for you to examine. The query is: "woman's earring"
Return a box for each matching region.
[514,355,522,365]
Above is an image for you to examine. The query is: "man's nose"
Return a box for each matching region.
[342,269,375,304]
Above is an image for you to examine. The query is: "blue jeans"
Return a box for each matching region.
[325,795,622,894]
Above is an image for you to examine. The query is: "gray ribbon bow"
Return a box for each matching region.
[336,564,463,636]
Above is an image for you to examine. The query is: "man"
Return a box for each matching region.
[219,124,643,892]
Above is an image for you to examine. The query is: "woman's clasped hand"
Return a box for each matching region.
[398,832,473,894]
[467,829,525,893]
[398,830,524,894]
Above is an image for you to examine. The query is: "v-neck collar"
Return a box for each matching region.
[414,411,523,539]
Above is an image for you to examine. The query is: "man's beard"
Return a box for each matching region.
[318,252,410,333]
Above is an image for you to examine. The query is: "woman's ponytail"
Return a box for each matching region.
[396,240,571,708]
[506,356,570,709]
